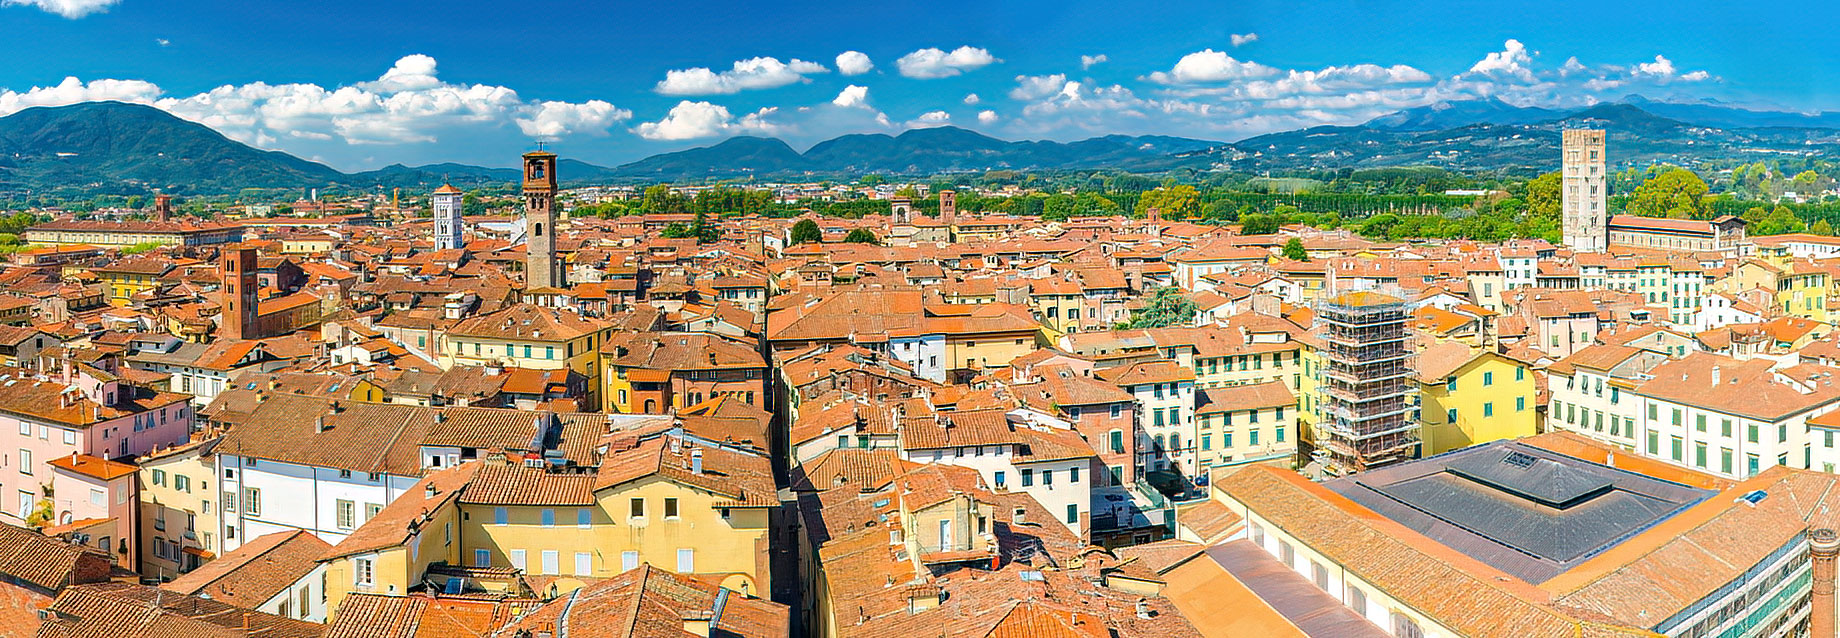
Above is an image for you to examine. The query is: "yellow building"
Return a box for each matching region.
[139,438,223,581]
[1027,278,1085,335]
[445,304,615,408]
[1413,342,1538,455]
[94,257,173,306]
[320,430,778,619]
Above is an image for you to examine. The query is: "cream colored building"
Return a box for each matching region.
[139,438,222,581]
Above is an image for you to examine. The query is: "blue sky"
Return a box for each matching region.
[1,0,1834,170]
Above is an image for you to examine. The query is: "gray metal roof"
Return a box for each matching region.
[1325,440,1712,584]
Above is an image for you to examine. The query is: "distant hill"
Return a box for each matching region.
[612,126,1222,179]
[0,101,345,193]
[1365,97,1560,132]
[11,98,1840,194]
[1208,100,1840,175]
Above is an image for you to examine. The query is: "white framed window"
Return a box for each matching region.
[540,550,559,575]
[473,549,490,568]
[574,552,592,576]
[622,551,639,571]
[509,549,526,571]
[354,557,373,587]
[676,548,695,572]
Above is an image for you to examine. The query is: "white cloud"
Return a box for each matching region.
[896,46,999,79]
[1,0,117,18]
[1467,39,1535,81]
[155,38,170,47]
[632,100,779,140]
[1010,74,1068,101]
[1081,54,1109,69]
[655,56,829,95]
[1681,70,1711,82]
[836,51,874,76]
[963,93,980,105]
[1635,55,1676,77]
[516,100,630,138]
[832,85,869,108]
[1146,49,1277,84]
[1230,33,1259,47]
[909,110,952,127]
[0,77,162,115]
[0,55,631,155]
[977,110,998,124]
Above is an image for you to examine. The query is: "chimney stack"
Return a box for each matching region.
[1812,528,1838,638]
[691,448,704,474]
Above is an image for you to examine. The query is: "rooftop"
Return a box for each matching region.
[1323,440,1713,584]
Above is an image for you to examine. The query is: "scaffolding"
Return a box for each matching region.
[1314,290,1418,475]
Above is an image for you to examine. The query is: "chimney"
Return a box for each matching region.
[691,449,704,474]
[424,483,438,499]
[316,415,331,433]
[1711,366,1721,386]
[1813,528,1839,638]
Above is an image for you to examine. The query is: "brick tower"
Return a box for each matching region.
[222,246,258,341]
[153,193,173,223]
[522,150,561,290]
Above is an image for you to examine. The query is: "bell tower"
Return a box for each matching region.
[522,149,561,290]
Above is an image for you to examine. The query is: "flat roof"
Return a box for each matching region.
[1324,440,1712,584]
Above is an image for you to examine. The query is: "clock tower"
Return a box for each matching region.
[522,150,561,290]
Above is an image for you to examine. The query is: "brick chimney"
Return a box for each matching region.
[1813,528,1838,638]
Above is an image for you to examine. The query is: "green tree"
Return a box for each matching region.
[1812,219,1835,236]
[1525,171,1561,223]
[1627,167,1709,219]
[1755,206,1807,235]
[1239,214,1281,235]
[1282,237,1309,261]
[1123,287,1198,329]
[790,219,823,245]
[1134,185,1201,218]
[843,228,880,244]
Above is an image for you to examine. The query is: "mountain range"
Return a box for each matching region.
[7,97,1840,195]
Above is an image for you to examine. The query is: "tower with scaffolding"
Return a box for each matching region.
[1314,290,1418,475]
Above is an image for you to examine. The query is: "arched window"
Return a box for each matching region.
[643,399,656,412]
[534,222,544,237]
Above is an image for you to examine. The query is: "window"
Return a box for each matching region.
[1446,378,1456,392]
[1748,424,1760,444]
[494,507,509,525]
[1483,371,1493,387]
[1392,612,1424,638]
[1110,404,1122,419]
[354,558,373,587]
[1722,419,1732,437]
[17,449,29,474]
[677,548,695,572]
[1021,469,1034,487]
[1695,442,1707,468]
[540,550,559,575]
[541,509,556,527]
[509,549,526,570]
[1446,409,1457,424]
[574,552,592,576]
[175,475,190,493]
[152,469,166,486]
[1311,561,1329,589]
[474,549,491,568]
[1671,436,1683,462]
[630,498,645,518]
[243,488,260,516]
[1722,449,1734,474]
[994,471,1007,488]
[577,508,592,528]
[223,492,237,514]
[1109,430,1124,453]
[1483,403,1494,418]
[1279,540,1294,565]
[664,498,679,518]
[366,503,382,522]
[1516,397,1526,412]
[336,500,355,529]
[1069,466,1080,483]
[1515,367,1525,381]
[622,551,639,570]
[1276,426,1287,443]
[1647,430,1659,455]
[1066,504,1079,524]
[1695,414,1707,432]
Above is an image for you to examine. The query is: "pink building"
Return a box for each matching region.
[2,358,192,529]
[44,453,140,567]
